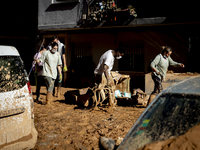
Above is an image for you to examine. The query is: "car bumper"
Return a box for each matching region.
[0,119,38,150]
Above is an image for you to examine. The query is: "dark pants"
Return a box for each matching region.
[151,74,163,95]
[36,76,44,99]
[94,74,102,85]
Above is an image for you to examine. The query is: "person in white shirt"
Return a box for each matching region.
[47,36,67,71]
[47,36,67,96]
[94,47,125,86]
[35,42,62,105]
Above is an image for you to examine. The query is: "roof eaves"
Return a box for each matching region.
[38,21,200,32]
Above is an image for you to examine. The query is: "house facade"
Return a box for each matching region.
[38,0,200,93]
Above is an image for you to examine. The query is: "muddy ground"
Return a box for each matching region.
[31,86,145,150]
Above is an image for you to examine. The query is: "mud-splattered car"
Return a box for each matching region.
[117,75,200,150]
[100,75,200,150]
[0,46,37,149]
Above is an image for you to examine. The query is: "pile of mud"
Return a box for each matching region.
[31,86,145,150]
[31,84,200,150]
[138,123,200,150]
[167,70,200,76]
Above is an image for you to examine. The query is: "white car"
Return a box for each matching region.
[0,46,37,150]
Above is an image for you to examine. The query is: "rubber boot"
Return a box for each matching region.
[35,97,41,104]
[57,82,61,97]
[46,92,52,105]
[57,86,61,97]
[146,94,156,107]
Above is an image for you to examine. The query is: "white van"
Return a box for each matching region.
[0,46,37,149]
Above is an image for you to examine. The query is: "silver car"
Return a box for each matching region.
[101,75,200,150]
[117,75,200,149]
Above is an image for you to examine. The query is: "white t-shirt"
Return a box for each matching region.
[47,41,65,63]
[39,50,62,79]
[94,50,115,75]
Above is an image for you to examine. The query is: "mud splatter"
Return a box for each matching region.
[31,86,145,150]
[0,56,28,92]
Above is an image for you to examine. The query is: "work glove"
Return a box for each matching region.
[59,74,62,83]
[63,66,68,72]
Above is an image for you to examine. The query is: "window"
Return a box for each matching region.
[119,93,200,150]
[70,42,95,87]
[0,56,28,92]
[119,41,145,72]
[71,42,92,58]
[70,42,94,73]
[52,0,80,4]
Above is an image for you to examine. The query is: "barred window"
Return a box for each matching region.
[119,41,145,72]
[71,42,92,58]
[70,42,94,75]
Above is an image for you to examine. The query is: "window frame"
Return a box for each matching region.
[118,41,145,72]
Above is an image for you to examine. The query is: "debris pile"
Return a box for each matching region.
[132,88,148,106]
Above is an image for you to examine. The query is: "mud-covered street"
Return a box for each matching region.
[31,86,145,150]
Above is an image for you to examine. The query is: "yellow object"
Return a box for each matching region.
[63,66,68,72]
[143,119,150,123]
[59,74,62,82]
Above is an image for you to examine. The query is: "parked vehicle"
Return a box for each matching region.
[101,75,200,150]
[0,46,37,149]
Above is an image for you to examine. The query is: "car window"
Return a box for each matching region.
[118,93,200,150]
[0,56,28,92]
